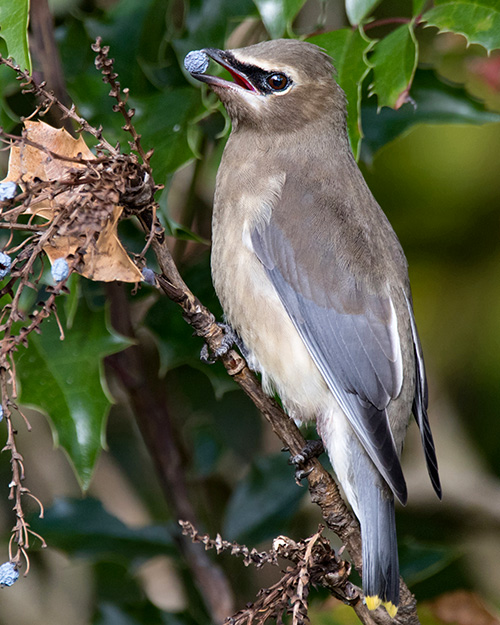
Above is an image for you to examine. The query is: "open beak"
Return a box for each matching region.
[189,49,259,93]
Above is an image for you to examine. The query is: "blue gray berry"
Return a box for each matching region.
[184,50,209,75]
[51,258,69,282]
[0,182,17,201]
[0,562,19,587]
[142,267,156,286]
[0,252,11,279]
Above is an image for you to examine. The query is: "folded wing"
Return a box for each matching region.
[250,176,409,502]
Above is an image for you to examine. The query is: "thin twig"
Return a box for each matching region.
[178,523,355,625]
[0,56,117,154]
[91,38,151,165]
[362,17,411,31]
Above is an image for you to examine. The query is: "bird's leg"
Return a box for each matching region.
[200,322,247,364]
[288,439,325,483]
[290,439,325,466]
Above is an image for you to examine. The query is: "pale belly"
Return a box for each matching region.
[211,233,332,422]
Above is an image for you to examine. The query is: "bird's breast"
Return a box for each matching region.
[211,184,331,421]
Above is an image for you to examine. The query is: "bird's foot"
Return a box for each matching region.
[288,439,325,485]
[294,466,314,483]
[289,439,325,467]
[200,323,245,364]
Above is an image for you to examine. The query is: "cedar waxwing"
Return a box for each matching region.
[185,39,442,617]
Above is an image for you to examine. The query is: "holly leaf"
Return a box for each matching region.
[29,498,174,560]
[17,301,132,489]
[164,218,210,245]
[252,0,307,38]
[360,69,500,162]
[413,0,428,15]
[423,1,500,53]
[369,23,418,110]
[0,0,31,72]
[308,28,375,160]
[345,0,383,26]
[132,88,204,182]
[399,539,458,586]
[173,0,257,61]
[223,454,305,544]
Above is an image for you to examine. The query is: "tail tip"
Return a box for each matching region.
[382,600,398,618]
[365,596,398,618]
[365,595,381,611]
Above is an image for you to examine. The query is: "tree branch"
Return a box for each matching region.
[29,0,75,134]
[105,283,235,624]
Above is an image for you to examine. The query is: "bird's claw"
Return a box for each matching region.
[289,439,325,485]
[200,322,242,364]
[289,439,325,467]
[200,343,215,364]
[295,466,314,484]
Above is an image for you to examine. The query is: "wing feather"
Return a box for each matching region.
[404,293,442,499]
[252,213,408,503]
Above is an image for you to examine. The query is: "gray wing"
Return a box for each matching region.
[405,293,442,499]
[250,178,409,503]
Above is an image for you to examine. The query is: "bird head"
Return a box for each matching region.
[186,39,346,133]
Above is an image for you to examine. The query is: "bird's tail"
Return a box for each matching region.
[360,489,399,616]
[354,453,400,617]
[318,411,400,617]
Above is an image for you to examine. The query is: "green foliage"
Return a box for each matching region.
[423,1,500,53]
[369,23,419,109]
[253,0,308,37]
[345,0,383,26]
[29,497,174,560]
[413,0,428,14]
[18,299,131,489]
[308,28,375,159]
[172,0,257,59]
[399,540,459,586]
[133,89,204,180]
[361,69,500,161]
[0,0,31,72]
[223,454,305,544]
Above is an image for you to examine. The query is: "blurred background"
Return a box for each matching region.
[0,0,500,623]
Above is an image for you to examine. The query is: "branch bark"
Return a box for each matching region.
[140,213,421,625]
[29,0,75,134]
[105,283,235,624]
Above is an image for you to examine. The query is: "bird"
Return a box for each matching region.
[185,38,441,617]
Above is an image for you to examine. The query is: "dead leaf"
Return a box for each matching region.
[1,121,142,283]
[3,120,94,218]
[44,206,143,282]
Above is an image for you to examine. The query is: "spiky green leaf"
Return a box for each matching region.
[369,23,418,110]
[18,301,131,489]
[423,1,500,53]
[308,28,374,160]
[0,0,31,72]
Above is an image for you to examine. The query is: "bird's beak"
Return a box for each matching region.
[189,48,260,93]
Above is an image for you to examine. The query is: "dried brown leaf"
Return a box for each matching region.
[2,121,142,283]
[3,121,94,218]
[81,205,142,282]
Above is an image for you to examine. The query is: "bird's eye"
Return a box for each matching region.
[266,73,289,91]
